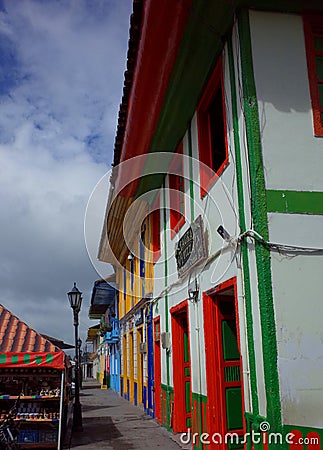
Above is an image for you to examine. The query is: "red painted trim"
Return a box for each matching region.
[203,292,221,441]
[197,57,229,198]
[205,276,236,296]
[170,301,191,433]
[153,317,161,423]
[150,195,161,263]
[307,431,321,449]
[169,143,185,238]
[169,299,188,315]
[116,0,192,197]
[203,277,245,449]
[232,280,247,440]
[170,216,185,240]
[289,430,303,449]
[303,14,323,137]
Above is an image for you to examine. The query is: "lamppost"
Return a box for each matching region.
[78,338,82,389]
[67,282,83,432]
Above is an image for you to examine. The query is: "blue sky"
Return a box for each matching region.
[0,0,132,347]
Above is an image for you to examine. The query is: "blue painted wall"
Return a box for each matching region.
[147,305,154,417]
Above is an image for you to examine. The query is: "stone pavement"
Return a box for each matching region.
[63,379,190,450]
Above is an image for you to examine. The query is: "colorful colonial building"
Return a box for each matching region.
[88,277,120,391]
[98,1,323,449]
[99,207,155,414]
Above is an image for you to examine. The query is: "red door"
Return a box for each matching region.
[153,318,161,422]
[204,279,244,449]
[171,301,191,433]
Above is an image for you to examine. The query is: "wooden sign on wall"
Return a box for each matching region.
[175,215,207,278]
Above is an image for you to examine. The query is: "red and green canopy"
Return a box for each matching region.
[0,352,65,370]
[0,305,66,370]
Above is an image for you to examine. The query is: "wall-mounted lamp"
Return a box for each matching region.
[217,225,231,241]
[188,278,199,302]
[127,253,134,261]
[161,331,170,350]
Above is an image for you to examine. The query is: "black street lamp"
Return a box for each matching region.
[67,282,83,432]
[78,338,82,389]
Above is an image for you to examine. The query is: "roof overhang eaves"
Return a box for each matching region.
[113,0,323,197]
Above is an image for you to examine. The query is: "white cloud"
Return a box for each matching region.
[0,0,132,345]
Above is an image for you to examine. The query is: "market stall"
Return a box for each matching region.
[0,305,70,449]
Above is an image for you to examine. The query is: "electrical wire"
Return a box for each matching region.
[232,19,253,230]
[238,229,323,254]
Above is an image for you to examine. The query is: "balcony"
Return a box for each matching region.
[104,318,119,344]
[89,278,118,320]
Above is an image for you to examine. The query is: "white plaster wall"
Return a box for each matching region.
[250,10,323,191]
[158,299,172,386]
[269,212,323,427]
[164,64,242,396]
[153,263,165,305]
[167,289,202,393]
[231,27,268,416]
[152,185,173,387]
[151,36,269,415]
[245,240,267,418]
[189,299,206,396]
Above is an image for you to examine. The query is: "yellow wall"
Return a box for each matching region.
[118,216,153,405]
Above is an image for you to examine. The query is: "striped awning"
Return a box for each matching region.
[0,352,65,369]
[0,305,65,369]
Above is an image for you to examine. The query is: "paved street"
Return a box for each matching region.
[63,379,189,450]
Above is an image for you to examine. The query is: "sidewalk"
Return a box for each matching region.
[63,379,190,450]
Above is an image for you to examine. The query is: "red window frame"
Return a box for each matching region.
[304,14,323,136]
[197,57,228,197]
[169,144,185,238]
[150,194,161,263]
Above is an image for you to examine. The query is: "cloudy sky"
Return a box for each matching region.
[0,0,132,349]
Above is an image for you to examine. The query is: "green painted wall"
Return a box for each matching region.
[191,392,208,450]
[283,424,322,449]
[161,384,174,430]
[267,190,323,215]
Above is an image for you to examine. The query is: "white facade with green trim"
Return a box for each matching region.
[249,10,323,428]
[152,6,323,448]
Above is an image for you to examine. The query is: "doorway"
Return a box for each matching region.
[171,301,191,433]
[129,331,134,403]
[137,327,144,405]
[153,317,161,422]
[122,334,127,399]
[204,279,244,449]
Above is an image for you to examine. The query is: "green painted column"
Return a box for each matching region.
[238,8,282,437]
[227,36,259,417]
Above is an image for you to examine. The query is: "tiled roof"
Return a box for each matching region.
[113,0,143,167]
[0,305,61,353]
[41,334,74,350]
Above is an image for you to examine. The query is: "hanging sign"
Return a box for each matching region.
[175,215,207,277]
[134,309,143,327]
